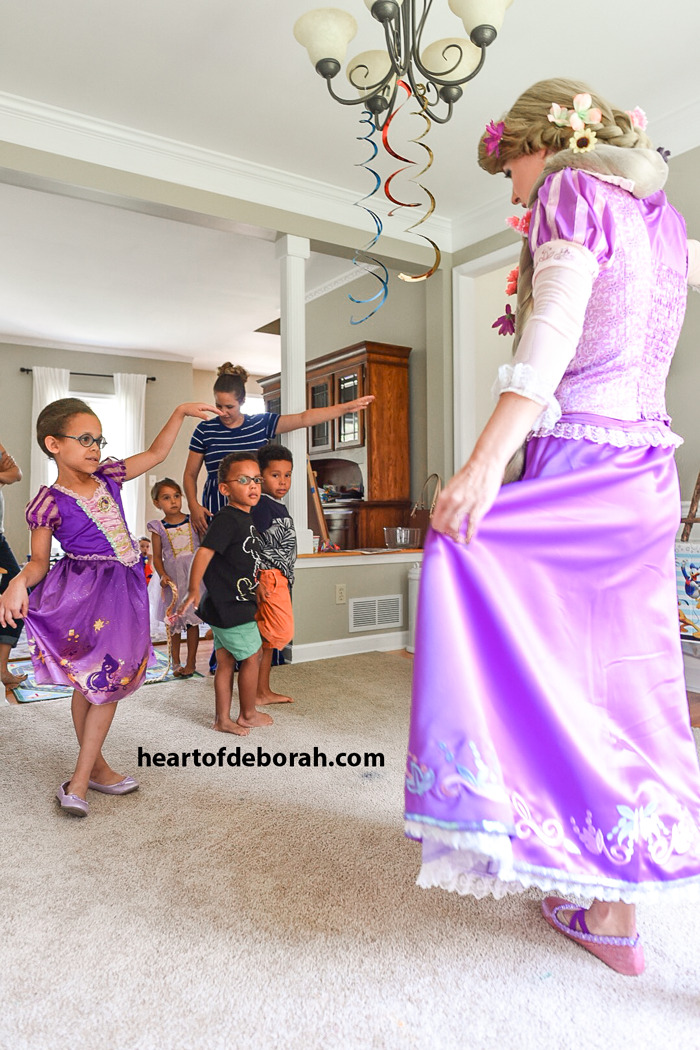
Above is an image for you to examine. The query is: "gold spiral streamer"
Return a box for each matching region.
[397,87,441,283]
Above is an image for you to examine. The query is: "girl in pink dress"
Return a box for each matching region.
[0,396,218,818]
[147,477,202,677]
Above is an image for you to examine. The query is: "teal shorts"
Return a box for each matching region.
[211,621,262,661]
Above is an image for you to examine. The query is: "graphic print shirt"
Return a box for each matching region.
[197,505,263,628]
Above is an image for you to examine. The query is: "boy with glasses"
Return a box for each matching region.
[178,451,272,733]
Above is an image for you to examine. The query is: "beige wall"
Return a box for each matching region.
[665,147,700,500]
[293,559,416,645]
[1,344,194,555]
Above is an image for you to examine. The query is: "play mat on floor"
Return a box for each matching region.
[6,649,202,704]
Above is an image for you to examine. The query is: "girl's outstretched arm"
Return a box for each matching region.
[123,403,221,482]
[0,526,52,628]
[177,545,214,619]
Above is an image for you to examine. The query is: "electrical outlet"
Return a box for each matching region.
[335,583,347,605]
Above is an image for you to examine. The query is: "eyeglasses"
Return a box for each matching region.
[56,433,108,450]
[227,475,263,486]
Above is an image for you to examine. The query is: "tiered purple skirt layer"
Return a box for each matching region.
[26,556,154,705]
[405,422,700,902]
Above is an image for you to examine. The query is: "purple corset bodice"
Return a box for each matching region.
[556,188,686,422]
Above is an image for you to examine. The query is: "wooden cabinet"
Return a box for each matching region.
[259,341,411,548]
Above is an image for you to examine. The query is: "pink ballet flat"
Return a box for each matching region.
[542,897,645,976]
[87,775,139,795]
[56,781,89,817]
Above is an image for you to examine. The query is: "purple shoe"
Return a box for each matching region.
[542,897,645,976]
[87,776,139,795]
[56,781,89,817]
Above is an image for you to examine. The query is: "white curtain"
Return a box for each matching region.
[30,366,70,495]
[114,372,147,538]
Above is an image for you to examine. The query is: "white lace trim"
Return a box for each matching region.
[493,363,563,430]
[530,419,683,448]
[408,822,700,903]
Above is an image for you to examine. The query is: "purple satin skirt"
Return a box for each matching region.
[405,422,700,902]
[26,556,155,705]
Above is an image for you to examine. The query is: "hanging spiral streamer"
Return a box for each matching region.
[383,82,441,283]
[349,108,389,325]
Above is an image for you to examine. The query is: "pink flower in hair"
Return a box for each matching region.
[626,107,647,131]
[484,120,505,158]
[505,209,531,236]
[505,267,519,296]
[570,93,602,132]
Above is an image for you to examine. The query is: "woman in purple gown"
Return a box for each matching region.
[405,78,700,976]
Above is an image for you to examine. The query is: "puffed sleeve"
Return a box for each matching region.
[95,457,127,487]
[26,487,61,531]
[529,169,614,268]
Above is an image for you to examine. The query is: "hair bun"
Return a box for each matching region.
[217,362,248,383]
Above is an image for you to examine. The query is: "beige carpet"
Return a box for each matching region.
[1,652,699,1050]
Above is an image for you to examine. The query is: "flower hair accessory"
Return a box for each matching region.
[548,93,602,154]
[484,120,505,158]
[626,107,647,131]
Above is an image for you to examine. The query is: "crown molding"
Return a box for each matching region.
[1,332,195,363]
[0,91,452,250]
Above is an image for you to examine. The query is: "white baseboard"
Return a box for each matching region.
[291,631,409,664]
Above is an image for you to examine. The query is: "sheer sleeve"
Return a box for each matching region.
[494,170,605,426]
[688,239,700,291]
[26,487,61,531]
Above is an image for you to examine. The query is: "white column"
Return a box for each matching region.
[275,234,314,554]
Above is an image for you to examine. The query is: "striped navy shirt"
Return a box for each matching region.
[189,413,280,514]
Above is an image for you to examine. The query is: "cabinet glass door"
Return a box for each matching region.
[308,378,333,452]
[264,394,282,445]
[335,368,363,448]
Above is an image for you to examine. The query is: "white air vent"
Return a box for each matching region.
[349,594,403,633]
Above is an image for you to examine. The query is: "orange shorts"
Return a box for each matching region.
[255,568,294,650]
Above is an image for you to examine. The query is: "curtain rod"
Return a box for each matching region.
[20,367,156,382]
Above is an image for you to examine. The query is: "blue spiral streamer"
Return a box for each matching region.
[349,109,389,325]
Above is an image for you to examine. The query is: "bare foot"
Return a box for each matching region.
[213,718,250,736]
[175,663,196,678]
[255,689,294,705]
[238,710,274,728]
[2,669,28,688]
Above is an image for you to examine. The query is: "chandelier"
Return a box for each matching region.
[294,0,514,128]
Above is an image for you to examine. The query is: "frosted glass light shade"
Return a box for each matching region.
[448,0,513,35]
[421,37,482,81]
[294,8,358,67]
[346,49,394,95]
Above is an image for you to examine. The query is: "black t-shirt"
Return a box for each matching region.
[197,505,263,628]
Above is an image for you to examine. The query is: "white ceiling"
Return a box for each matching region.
[1,0,699,374]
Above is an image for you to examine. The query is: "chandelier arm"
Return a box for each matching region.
[411,0,434,68]
[412,43,488,88]
[379,2,407,75]
[402,67,454,125]
[325,75,394,109]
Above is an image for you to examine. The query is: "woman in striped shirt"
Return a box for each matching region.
[183,362,373,536]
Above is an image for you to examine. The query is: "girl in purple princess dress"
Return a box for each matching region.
[406,78,700,976]
[0,396,218,818]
